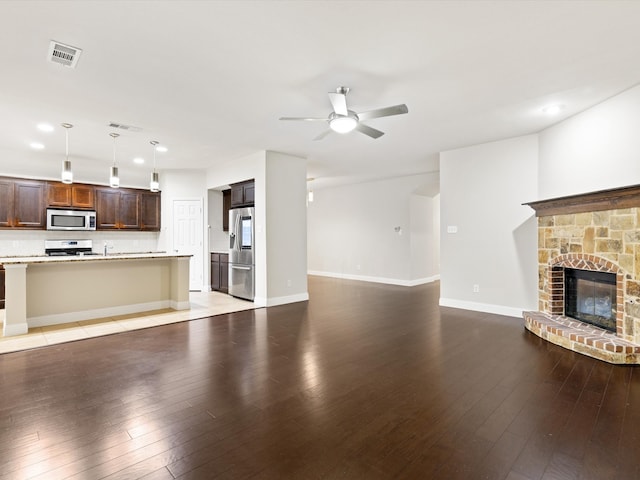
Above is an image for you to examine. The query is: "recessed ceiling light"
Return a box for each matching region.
[30,142,45,150]
[133,157,145,164]
[155,145,168,153]
[542,104,564,115]
[37,123,54,132]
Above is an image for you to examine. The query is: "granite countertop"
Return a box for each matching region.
[0,252,191,265]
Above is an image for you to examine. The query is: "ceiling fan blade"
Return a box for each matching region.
[355,123,384,139]
[328,92,348,116]
[279,117,327,121]
[357,104,408,121]
[313,130,332,141]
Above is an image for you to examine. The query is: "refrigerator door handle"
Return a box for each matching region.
[231,265,251,270]
[234,212,241,251]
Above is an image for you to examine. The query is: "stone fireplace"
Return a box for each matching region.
[523,184,640,364]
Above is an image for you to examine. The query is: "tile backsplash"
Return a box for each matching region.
[0,230,160,257]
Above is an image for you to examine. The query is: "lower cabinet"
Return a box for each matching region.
[211,253,229,293]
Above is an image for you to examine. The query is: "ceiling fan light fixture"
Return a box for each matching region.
[329,114,358,134]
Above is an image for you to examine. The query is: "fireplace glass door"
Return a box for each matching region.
[564,268,616,331]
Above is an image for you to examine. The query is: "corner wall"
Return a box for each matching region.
[206,150,308,307]
[439,135,539,317]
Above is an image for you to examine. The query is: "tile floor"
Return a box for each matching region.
[0,291,257,354]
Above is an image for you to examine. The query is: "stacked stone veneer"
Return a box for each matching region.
[536,208,640,345]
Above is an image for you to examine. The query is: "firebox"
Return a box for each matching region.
[564,268,617,332]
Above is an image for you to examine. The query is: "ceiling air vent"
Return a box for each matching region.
[48,40,82,68]
[108,122,143,133]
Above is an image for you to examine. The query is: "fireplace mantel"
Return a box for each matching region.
[524,184,640,217]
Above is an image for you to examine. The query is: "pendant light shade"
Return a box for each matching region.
[149,140,160,192]
[150,171,160,192]
[61,123,73,184]
[110,166,119,188]
[109,132,120,188]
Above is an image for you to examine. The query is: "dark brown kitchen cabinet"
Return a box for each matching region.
[222,189,231,231]
[140,192,161,231]
[0,177,45,229]
[0,178,13,228]
[230,180,254,207]
[96,188,140,230]
[0,265,5,310]
[211,253,229,293]
[47,182,95,209]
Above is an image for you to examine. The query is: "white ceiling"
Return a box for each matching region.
[1,1,640,190]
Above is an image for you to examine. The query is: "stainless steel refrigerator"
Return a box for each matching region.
[228,206,255,300]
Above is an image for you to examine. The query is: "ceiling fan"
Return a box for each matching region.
[279,86,408,140]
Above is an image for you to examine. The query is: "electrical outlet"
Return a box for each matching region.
[473,284,480,293]
[287,279,292,287]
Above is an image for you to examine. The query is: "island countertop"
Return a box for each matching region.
[2,253,192,337]
[0,252,191,265]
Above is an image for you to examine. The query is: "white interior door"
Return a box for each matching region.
[173,199,203,291]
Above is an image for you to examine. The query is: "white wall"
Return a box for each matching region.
[307,173,440,286]
[206,150,308,307]
[207,189,229,253]
[410,193,440,280]
[539,84,640,198]
[264,151,308,303]
[439,135,539,317]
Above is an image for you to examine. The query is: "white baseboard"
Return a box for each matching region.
[308,270,440,287]
[171,300,191,311]
[3,322,29,336]
[27,300,175,328]
[439,297,524,318]
[254,292,309,308]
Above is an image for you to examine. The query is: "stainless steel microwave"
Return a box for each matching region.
[46,208,97,231]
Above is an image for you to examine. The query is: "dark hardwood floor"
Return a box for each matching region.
[1,276,639,479]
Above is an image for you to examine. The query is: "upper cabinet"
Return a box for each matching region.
[0,177,45,229]
[140,192,161,231]
[96,188,140,230]
[96,188,160,231]
[230,179,255,208]
[47,182,95,209]
[0,175,160,232]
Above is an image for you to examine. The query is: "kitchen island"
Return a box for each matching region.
[1,253,191,337]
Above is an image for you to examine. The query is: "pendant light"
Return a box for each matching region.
[149,140,160,192]
[109,132,120,188]
[61,123,73,184]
